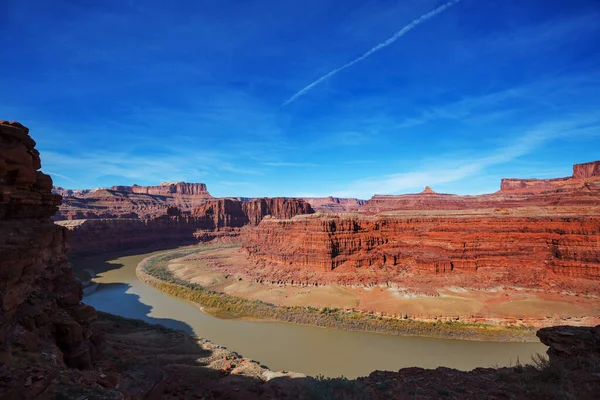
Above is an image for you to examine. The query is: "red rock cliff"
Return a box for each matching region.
[500,160,600,192]
[54,182,213,220]
[242,206,600,290]
[0,121,99,369]
[110,182,210,196]
[192,197,314,229]
[57,195,313,254]
[573,160,600,179]
[301,196,366,212]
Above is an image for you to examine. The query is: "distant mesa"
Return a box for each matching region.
[109,182,210,196]
[500,160,600,192]
[420,186,436,194]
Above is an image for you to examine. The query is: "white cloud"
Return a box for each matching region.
[319,114,600,198]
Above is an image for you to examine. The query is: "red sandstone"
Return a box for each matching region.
[301,196,366,212]
[0,120,100,370]
[241,163,600,294]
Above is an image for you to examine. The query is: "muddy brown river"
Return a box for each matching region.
[77,248,547,378]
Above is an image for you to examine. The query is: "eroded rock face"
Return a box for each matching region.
[192,197,314,228]
[56,195,314,254]
[0,121,99,369]
[572,161,600,180]
[54,182,213,220]
[499,161,600,192]
[301,196,366,212]
[110,182,210,196]
[242,211,600,288]
[537,324,600,366]
[360,162,600,214]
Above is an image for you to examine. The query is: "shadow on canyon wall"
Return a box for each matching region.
[69,241,198,274]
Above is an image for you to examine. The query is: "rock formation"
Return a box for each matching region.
[242,164,600,292]
[57,197,314,255]
[242,211,600,289]
[53,182,213,220]
[360,161,600,213]
[54,184,314,254]
[110,182,210,196]
[0,121,100,375]
[301,196,366,212]
[2,120,599,399]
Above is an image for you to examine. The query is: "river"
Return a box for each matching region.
[77,248,547,378]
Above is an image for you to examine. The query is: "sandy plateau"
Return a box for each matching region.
[167,246,600,327]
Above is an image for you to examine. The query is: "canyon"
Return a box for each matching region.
[54,186,314,254]
[241,163,600,290]
[2,120,599,398]
[53,144,600,326]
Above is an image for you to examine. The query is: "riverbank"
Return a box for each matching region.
[76,245,547,377]
[136,245,539,342]
[166,245,600,329]
[39,312,599,400]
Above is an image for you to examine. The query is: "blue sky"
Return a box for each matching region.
[2,0,599,198]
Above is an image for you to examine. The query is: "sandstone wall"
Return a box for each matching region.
[58,197,313,255]
[0,121,99,369]
[242,212,600,286]
[110,182,210,196]
[499,177,571,192]
[58,216,205,255]
[573,160,600,179]
[54,184,213,220]
[302,196,366,212]
[360,161,600,214]
[500,160,600,192]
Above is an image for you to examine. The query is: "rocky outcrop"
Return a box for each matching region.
[242,209,600,288]
[500,161,600,192]
[360,162,600,214]
[302,196,366,212]
[499,177,571,192]
[241,163,600,290]
[573,160,600,179]
[537,324,600,366]
[0,121,100,375]
[109,182,210,196]
[192,197,314,228]
[53,182,213,220]
[57,217,204,255]
[57,197,313,255]
[242,197,314,224]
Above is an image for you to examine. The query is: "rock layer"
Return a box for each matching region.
[53,182,213,220]
[301,196,366,212]
[0,120,99,370]
[361,161,600,214]
[242,209,600,289]
[57,196,314,255]
[242,163,600,291]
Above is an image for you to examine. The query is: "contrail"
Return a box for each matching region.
[282,0,462,106]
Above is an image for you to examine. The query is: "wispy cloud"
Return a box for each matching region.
[45,170,82,185]
[41,147,263,189]
[262,162,321,167]
[317,114,600,198]
[282,0,462,105]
